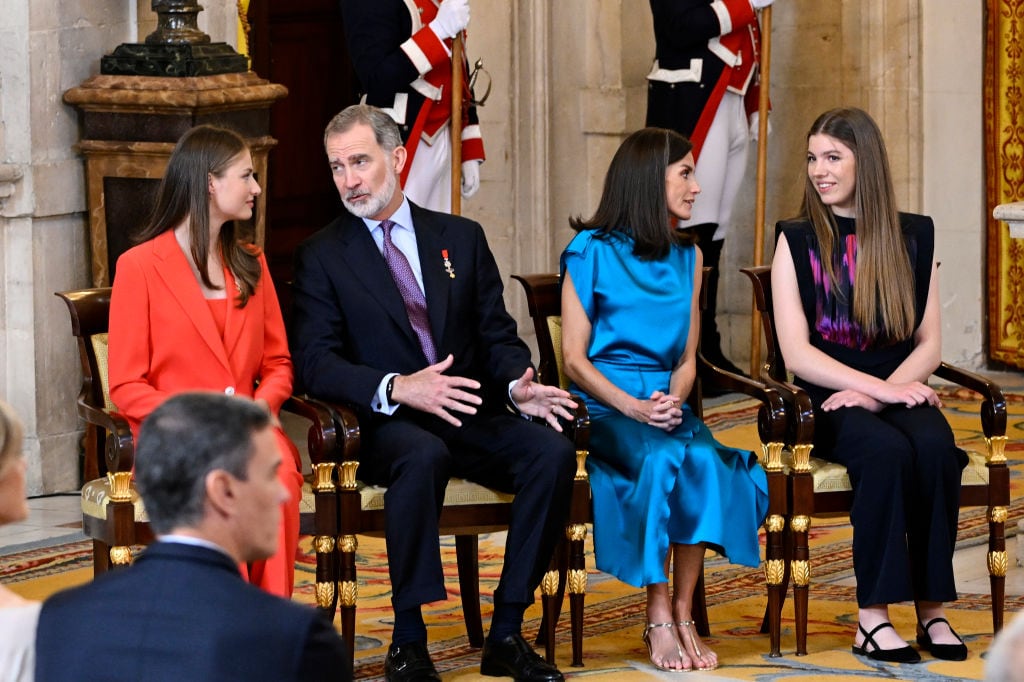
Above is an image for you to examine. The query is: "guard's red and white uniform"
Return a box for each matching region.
[646,0,767,239]
[342,0,484,212]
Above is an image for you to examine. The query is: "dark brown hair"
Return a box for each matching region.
[136,125,261,306]
[570,127,696,260]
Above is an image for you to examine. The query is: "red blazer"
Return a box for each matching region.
[108,230,293,436]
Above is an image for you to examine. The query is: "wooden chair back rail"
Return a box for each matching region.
[740,264,1009,655]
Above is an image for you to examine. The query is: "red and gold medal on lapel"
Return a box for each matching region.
[442,249,455,278]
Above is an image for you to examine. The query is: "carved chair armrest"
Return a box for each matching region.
[562,394,590,453]
[281,395,341,466]
[78,402,135,473]
[932,362,1007,438]
[754,372,815,447]
[293,397,362,495]
[698,357,788,445]
[308,399,362,464]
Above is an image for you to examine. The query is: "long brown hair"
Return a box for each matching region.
[136,125,261,306]
[570,127,696,260]
[800,107,915,342]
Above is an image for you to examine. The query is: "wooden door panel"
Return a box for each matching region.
[248,0,359,289]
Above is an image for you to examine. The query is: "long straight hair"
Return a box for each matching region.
[800,107,915,342]
[570,127,696,260]
[135,125,261,306]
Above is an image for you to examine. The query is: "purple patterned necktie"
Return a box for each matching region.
[380,219,438,363]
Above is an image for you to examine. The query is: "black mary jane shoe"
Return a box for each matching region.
[917,617,968,661]
[481,633,564,681]
[384,641,441,682]
[851,622,922,664]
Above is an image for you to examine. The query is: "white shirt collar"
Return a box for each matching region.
[362,194,414,236]
[158,534,234,560]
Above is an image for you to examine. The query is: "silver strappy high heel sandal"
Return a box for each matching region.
[676,620,718,671]
[641,622,689,673]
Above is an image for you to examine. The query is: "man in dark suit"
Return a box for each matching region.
[35,393,351,682]
[291,104,574,682]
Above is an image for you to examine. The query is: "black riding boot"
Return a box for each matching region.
[692,223,748,379]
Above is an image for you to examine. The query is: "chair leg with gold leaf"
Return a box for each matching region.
[312,461,341,619]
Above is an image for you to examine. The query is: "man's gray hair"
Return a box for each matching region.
[324,104,402,152]
[134,392,271,535]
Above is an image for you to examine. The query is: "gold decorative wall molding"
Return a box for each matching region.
[985,0,1024,367]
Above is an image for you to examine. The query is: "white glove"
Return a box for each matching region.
[749,111,772,142]
[751,0,775,9]
[430,0,471,40]
[461,160,481,198]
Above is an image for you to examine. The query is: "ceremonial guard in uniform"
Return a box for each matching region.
[646,0,776,375]
[341,0,484,212]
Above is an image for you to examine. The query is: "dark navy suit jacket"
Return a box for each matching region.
[35,542,350,682]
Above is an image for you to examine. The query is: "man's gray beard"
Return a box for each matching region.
[342,169,398,218]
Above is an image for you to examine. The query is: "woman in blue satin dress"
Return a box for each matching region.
[560,128,768,673]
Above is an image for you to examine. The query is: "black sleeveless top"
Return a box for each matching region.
[776,213,934,394]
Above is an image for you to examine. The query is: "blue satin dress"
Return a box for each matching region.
[561,230,769,587]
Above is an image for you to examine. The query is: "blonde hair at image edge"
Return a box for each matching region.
[987,611,1024,681]
[0,400,24,470]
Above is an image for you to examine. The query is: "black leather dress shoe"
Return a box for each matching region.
[384,642,441,682]
[481,633,564,681]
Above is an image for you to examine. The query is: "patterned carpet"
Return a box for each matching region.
[5,388,1023,681]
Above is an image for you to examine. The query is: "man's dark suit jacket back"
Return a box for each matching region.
[35,542,350,682]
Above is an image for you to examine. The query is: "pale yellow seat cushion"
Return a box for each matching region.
[781,447,990,494]
[81,477,147,522]
[357,477,514,511]
[546,317,570,390]
[90,333,116,412]
[81,478,319,523]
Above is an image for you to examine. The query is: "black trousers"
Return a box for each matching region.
[693,223,724,348]
[361,409,576,612]
[811,402,967,607]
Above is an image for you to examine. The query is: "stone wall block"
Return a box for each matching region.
[37,431,80,493]
[579,87,628,134]
[31,161,85,219]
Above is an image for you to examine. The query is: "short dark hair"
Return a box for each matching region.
[134,393,272,535]
[570,127,695,260]
[324,104,402,152]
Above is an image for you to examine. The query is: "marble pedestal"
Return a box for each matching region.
[63,72,287,286]
[993,202,1024,240]
[101,42,249,77]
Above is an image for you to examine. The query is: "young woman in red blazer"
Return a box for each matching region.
[108,125,301,598]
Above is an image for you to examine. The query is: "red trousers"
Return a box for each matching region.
[240,426,303,598]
